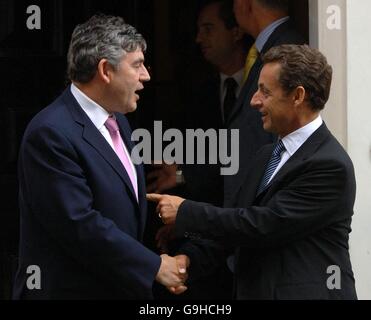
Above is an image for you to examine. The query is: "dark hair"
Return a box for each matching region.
[257,0,289,13]
[199,0,238,30]
[67,14,146,83]
[262,44,333,111]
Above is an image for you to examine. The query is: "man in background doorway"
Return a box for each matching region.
[148,0,251,299]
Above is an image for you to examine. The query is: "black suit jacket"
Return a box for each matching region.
[223,21,306,207]
[181,73,224,206]
[177,123,357,300]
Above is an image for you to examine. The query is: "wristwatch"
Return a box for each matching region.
[175,169,185,185]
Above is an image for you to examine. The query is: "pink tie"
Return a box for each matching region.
[105,116,138,201]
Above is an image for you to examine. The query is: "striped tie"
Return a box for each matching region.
[257,140,286,195]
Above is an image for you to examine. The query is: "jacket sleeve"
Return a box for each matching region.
[175,158,354,249]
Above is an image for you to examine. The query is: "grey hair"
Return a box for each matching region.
[67,14,147,83]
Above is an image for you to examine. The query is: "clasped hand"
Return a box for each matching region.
[155,254,190,295]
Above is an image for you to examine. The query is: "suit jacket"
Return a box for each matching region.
[181,72,224,207]
[176,123,357,300]
[13,87,161,300]
[223,21,306,207]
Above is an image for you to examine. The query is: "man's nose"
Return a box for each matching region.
[196,30,204,44]
[196,35,201,44]
[141,65,151,82]
[250,91,261,109]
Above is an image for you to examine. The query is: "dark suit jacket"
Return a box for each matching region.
[223,21,306,207]
[181,72,224,207]
[176,123,357,300]
[13,87,161,300]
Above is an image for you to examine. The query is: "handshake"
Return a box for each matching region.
[155,253,190,295]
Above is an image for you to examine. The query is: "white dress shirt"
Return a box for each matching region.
[268,115,323,184]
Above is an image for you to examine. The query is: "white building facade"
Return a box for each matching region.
[309,0,371,299]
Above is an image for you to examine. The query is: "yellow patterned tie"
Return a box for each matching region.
[243,43,259,83]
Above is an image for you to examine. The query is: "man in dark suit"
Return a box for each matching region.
[147,0,250,205]
[149,0,249,299]
[148,44,358,300]
[223,0,306,207]
[13,14,187,300]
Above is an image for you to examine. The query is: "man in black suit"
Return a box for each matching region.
[223,0,305,207]
[148,44,358,300]
[149,0,249,299]
[147,0,249,205]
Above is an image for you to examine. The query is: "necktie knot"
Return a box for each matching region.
[105,116,120,134]
[225,77,237,92]
[272,140,286,157]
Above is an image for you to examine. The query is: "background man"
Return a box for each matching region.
[149,0,249,299]
[147,0,251,203]
[13,14,186,300]
[149,45,358,300]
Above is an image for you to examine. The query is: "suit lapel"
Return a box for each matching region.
[258,124,330,197]
[249,145,274,201]
[225,57,262,127]
[116,115,147,207]
[116,115,148,233]
[212,75,224,127]
[63,89,139,206]
[235,144,273,206]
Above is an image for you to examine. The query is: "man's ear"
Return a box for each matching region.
[97,59,113,84]
[237,0,252,15]
[292,86,306,107]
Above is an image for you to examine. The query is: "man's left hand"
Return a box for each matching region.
[147,193,185,225]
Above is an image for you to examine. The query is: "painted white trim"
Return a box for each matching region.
[310,0,371,299]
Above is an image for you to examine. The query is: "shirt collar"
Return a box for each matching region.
[281,115,323,157]
[70,83,111,130]
[220,68,245,88]
[255,16,290,52]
